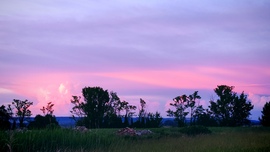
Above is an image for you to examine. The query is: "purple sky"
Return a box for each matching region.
[1,0,270,119]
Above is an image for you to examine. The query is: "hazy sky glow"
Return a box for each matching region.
[1,0,270,119]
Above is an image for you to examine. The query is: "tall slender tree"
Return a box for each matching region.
[122,100,136,127]
[188,91,201,125]
[146,111,163,128]
[138,98,147,127]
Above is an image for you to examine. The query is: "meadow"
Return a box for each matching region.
[0,127,270,152]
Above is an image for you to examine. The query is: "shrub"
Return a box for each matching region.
[46,123,60,130]
[180,126,211,136]
[28,114,59,129]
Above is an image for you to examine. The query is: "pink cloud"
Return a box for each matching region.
[247,93,270,119]
[0,72,77,116]
[0,0,269,120]
[98,65,270,95]
[33,82,74,116]
[248,93,270,109]
[1,65,269,118]
[143,100,161,114]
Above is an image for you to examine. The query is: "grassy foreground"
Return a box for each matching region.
[0,127,270,152]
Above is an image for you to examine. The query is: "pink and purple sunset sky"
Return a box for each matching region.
[0,0,270,119]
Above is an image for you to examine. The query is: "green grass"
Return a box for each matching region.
[1,127,270,152]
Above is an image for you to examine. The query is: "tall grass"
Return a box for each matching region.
[0,129,117,152]
[1,127,270,152]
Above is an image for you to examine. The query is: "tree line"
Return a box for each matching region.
[1,84,270,130]
[167,85,254,127]
[69,86,162,128]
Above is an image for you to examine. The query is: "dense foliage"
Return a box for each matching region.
[209,85,254,126]
[28,114,59,129]
[180,126,211,136]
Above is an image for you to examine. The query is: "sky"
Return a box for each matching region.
[0,0,270,120]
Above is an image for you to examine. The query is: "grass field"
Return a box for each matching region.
[0,127,270,152]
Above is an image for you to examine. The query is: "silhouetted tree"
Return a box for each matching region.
[0,105,11,130]
[133,98,162,128]
[70,86,136,128]
[146,111,163,128]
[109,92,122,117]
[82,86,110,128]
[6,104,16,129]
[194,107,217,126]
[209,85,253,126]
[193,105,206,125]
[138,98,147,127]
[167,94,189,127]
[29,102,59,129]
[70,95,86,126]
[232,92,254,126]
[103,92,124,128]
[188,91,201,125]
[40,102,54,115]
[12,99,33,128]
[259,101,270,126]
[122,100,136,127]
[167,91,206,127]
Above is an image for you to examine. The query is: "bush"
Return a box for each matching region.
[0,119,10,130]
[46,123,60,130]
[180,126,211,136]
[0,105,11,130]
[28,114,59,129]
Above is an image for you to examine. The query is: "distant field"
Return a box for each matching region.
[1,127,270,152]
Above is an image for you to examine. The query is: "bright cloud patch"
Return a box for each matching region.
[0,88,14,94]
[59,83,68,95]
